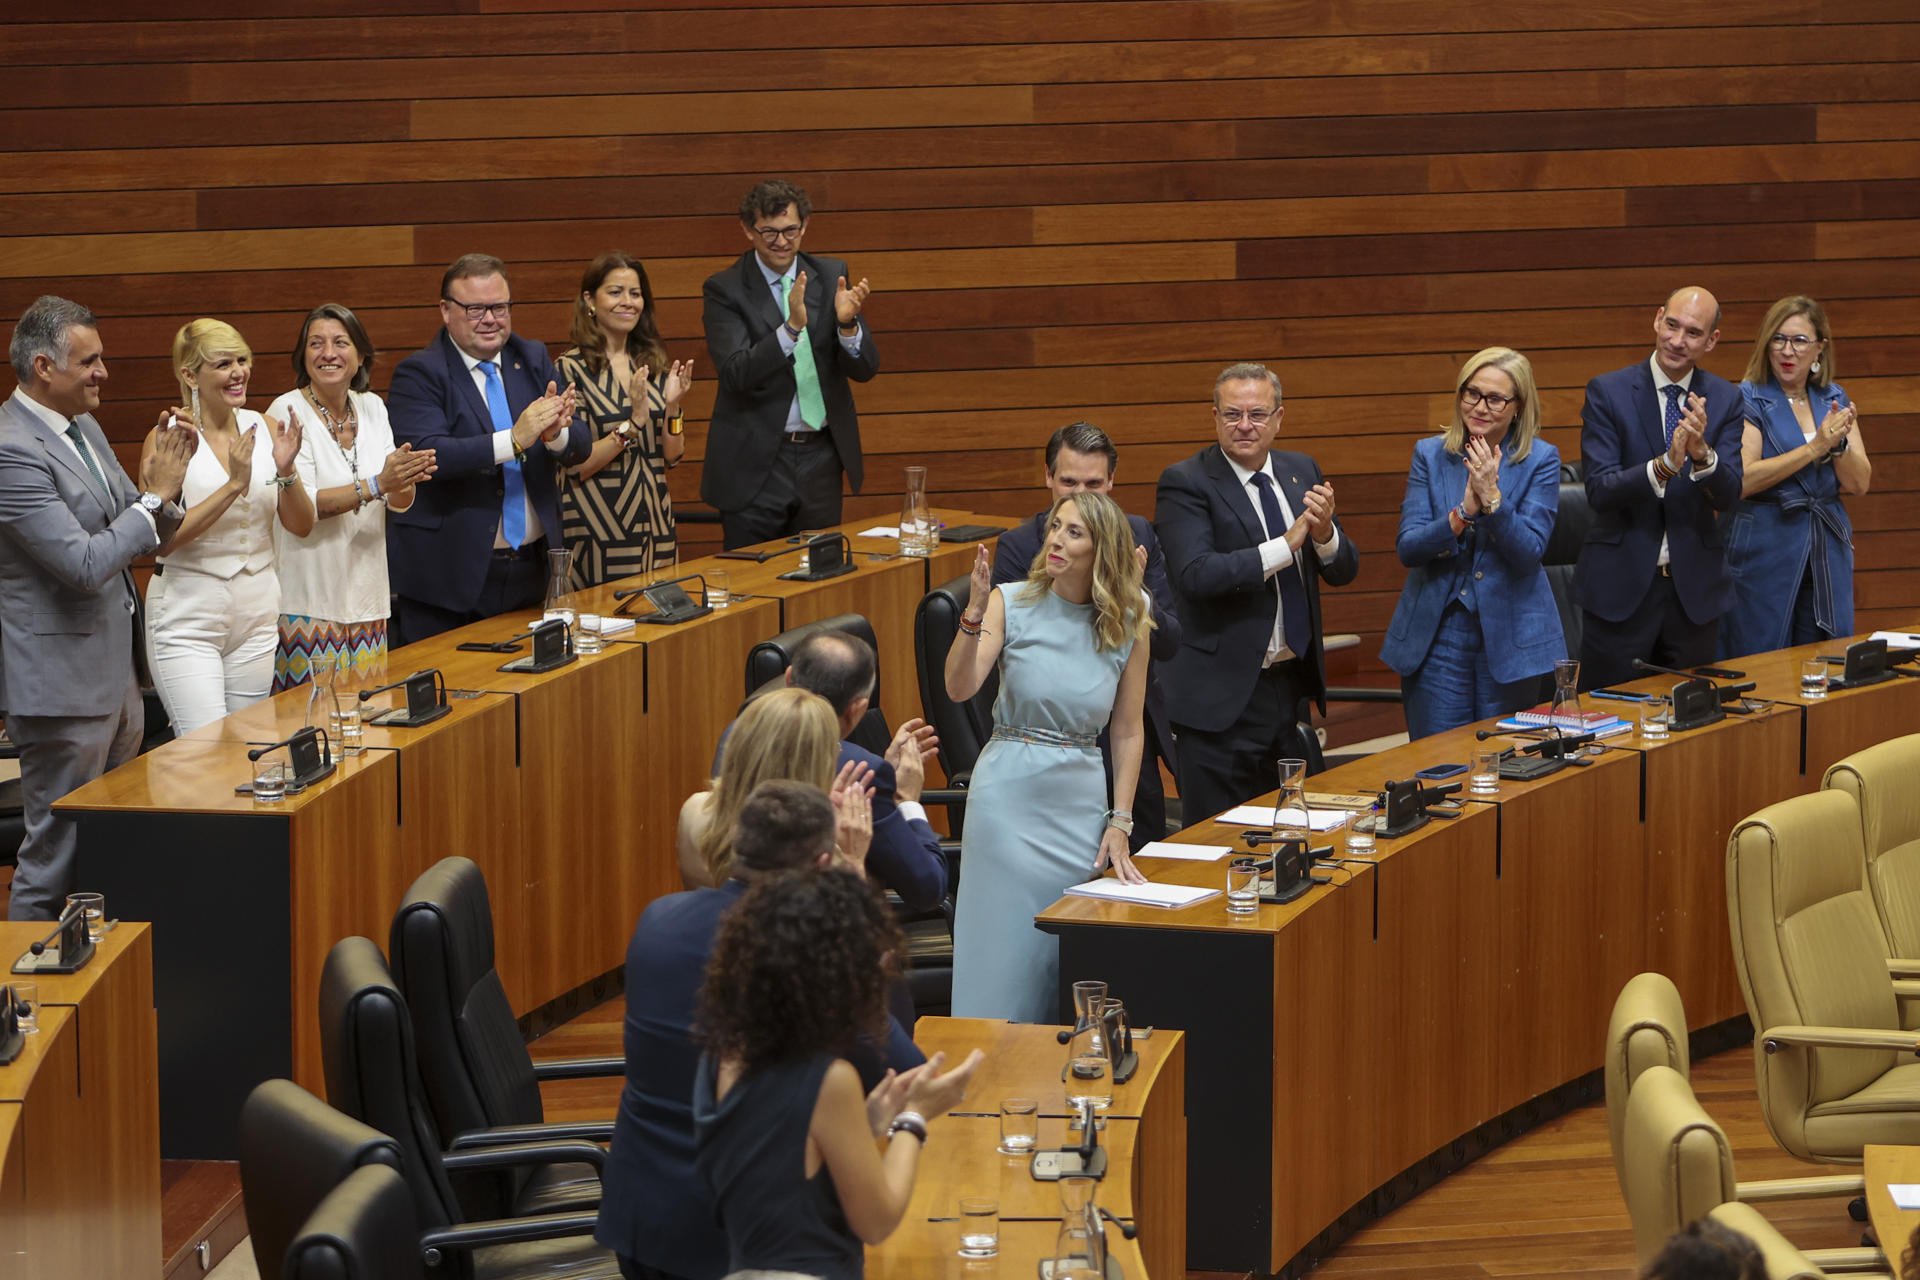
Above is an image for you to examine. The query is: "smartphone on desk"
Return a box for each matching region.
[1415,762,1468,781]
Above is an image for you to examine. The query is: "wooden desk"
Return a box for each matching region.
[0,922,161,1279]
[1038,626,1914,1276]
[57,512,1011,1158]
[1865,1143,1920,1267]
[870,1017,1185,1280]
[1718,637,1920,782]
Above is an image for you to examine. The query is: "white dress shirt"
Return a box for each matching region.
[757,255,864,434]
[456,348,567,548]
[1223,453,1341,666]
[1645,355,1720,567]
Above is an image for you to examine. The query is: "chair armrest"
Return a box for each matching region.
[418,1209,599,1260]
[1890,958,1920,979]
[1761,1025,1920,1056]
[920,786,969,808]
[1803,1248,1889,1274]
[1736,1172,1865,1203]
[530,1055,625,1081]
[1323,685,1405,705]
[446,1126,611,1160]
[1893,979,1920,1003]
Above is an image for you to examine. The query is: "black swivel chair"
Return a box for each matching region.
[317,936,620,1279]
[913,574,998,843]
[743,613,891,754]
[240,1079,406,1280]
[284,1164,428,1280]
[1543,479,1594,693]
[389,857,621,1221]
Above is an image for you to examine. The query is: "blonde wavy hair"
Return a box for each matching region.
[698,686,840,884]
[1018,491,1153,653]
[1440,346,1541,462]
[172,318,253,403]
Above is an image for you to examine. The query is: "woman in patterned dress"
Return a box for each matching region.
[556,252,695,588]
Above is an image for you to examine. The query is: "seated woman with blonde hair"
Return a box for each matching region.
[677,685,872,890]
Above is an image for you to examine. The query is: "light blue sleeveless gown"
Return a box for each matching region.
[951,583,1134,1023]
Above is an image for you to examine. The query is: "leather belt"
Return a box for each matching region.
[783,431,828,446]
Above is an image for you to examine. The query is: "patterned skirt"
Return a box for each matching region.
[273,614,389,692]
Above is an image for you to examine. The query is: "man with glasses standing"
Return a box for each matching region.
[1570,286,1745,689]
[1155,363,1359,824]
[702,179,878,548]
[387,253,589,644]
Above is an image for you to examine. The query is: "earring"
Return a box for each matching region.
[1811,361,1821,375]
[588,306,596,317]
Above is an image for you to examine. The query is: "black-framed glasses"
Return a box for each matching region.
[1460,386,1516,412]
[754,224,804,244]
[1768,333,1819,352]
[442,298,512,321]
[1216,408,1275,427]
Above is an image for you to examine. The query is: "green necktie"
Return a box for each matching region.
[781,273,828,430]
[65,420,112,496]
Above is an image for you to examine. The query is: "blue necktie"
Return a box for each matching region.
[1251,472,1311,657]
[1661,384,1685,451]
[479,361,526,548]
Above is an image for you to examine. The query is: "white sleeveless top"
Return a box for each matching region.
[158,408,280,579]
[268,389,396,624]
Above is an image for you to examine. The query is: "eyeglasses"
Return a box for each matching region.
[754,224,805,244]
[1216,408,1275,427]
[442,298,512,322]
[1459,387,1516,412]
[1768,333,1820,352]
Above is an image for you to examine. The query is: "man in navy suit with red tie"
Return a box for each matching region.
[1571,286,1745,690]
[387,254,591,645]
[1155,363,1359,825]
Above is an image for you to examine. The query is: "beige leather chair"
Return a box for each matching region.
[1727,790,1920,1163]
[1621,1065,1882,1275]
[1606,973,1861,1210]
[1825,734,1920,1012]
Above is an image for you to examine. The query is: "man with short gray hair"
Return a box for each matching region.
[1,296,193,918]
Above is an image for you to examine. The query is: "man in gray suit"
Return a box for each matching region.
[1,296,191,920]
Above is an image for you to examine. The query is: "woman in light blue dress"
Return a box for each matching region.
[945,490,1152,1023]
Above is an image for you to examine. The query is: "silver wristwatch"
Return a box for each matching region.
[137,492,164,515]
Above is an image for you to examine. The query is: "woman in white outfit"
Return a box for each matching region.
[143,318,313,734]
[267,304,436,690]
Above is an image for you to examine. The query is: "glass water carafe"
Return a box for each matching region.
[1064,993,1113,1112]
[899,464,935,557]
[1049,1175,1106,1279]
[543,547,577,630]
[1550,657,1603,753]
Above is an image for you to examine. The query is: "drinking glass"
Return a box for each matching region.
[706,569,731,609]
[1064,1011,1112,1111]
[65,892,107,942]
[1639,695,1670,739]
[900,465,936,557]
[1801,658,1830,699]
[574,614,605,654]
[998,1098,1038,1155]
[1346,800,1378,856]
[957,1197,999,1258]
[253,759,289,802]
[11,982,37,1034]
[1226,857,1261,915]
[1469,750,1501,796]
[1274,756,1308,840]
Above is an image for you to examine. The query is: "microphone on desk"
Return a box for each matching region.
[357,668,442,703]
[249,727,326,763]
[1476,725,1599,760]
[1631,659,1758,704]
[26,902,85,957]
[358,669,450,726]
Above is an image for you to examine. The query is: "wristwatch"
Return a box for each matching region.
[137,492,164,515]
[1104,809,1135,836]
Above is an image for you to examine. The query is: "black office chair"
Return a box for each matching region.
[240,1079,406,1280]
[743,613,891,755]
[317,936,619,1279]
[913,574,997,842]
[389,857,620,1221]
[1543,480,1594,689]
[284,1164,427,1280]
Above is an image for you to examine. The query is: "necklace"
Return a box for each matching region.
[305,387,359,471]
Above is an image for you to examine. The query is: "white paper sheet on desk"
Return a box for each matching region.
[1215,805,1352,831]
[1133,842,1237,862]
[1870,630,1920,651]
[597,615,637,635]
[1064,879,1222,909]
[857,526,900,538]
[1891,1183,1920,1209]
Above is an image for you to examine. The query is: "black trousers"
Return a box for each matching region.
[1577,571,1718,691]
[1097,722,1169,851]
[392,543,548,648]
[721,432,844,549]
[1171,659,1308,828]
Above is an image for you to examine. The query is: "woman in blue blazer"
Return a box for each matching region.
[1383,347,1564,739]
[1721,295,1872,658]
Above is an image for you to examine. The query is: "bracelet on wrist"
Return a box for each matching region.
[270,471,298,490]
[784,321,804,339]
[958,613,985,636]
[887,1110,928,1143]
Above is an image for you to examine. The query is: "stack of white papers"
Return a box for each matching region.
[857,526,900,539]
[1215,805,1352,832]
[1891,1183,1920,1210]
[598,615,637,635]
[1132,842,1237,862]
[1869,631,1920,651]
[1064,879,1221,909]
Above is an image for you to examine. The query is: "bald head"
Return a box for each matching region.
[1653,286,1721,379]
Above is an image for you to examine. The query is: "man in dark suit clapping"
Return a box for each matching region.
[702,179,879,549]
[1570,286,1745,689]
[386,254,591,645]
[1155,363,1359,825]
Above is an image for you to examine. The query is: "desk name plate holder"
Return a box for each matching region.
[777,533,857,582]
[1833,637,1893,690]
[498,618,576,674]
[363,669,451,727]
[1668,677,1725,732]
[12,901,97,976]
[1377,777,1429,839]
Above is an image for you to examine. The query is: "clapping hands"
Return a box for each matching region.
[1462,436,1500,514]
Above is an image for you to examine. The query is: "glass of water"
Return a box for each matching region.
[706,569,730,609]
[1639,695,1670,739]
[957,1197,999,1258]
[65,892,107,942]
[1227,857,1261,915]
[574,614,605,654]
[11,982,38,1034]
[1801,658,1830,699]
[1469,750,1501,796]
[998,1098,1038,1155]
[1346,801,1378,857]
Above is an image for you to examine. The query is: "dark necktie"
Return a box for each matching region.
[1251,472,1311,657]
[65,419,112,497]
[1662,384,1685,450]
[479,362,527,547]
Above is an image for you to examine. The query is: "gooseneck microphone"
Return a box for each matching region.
[1632,658,1757,702]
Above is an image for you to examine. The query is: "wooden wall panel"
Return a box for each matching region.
[3,0,1916,715]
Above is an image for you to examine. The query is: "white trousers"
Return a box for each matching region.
[146,564,278,734]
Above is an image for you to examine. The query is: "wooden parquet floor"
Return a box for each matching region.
[531,1001,1880,1280]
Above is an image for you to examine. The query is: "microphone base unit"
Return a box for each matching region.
[777,561,857,583]
[1036,1258,1124,1280]
[1377,813,1429,840]
[1030,1146,1110,1181]
[366,704,452,728]
[1500,754,1569,782]
[636,605,711,626]
[498,652,578,675]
